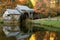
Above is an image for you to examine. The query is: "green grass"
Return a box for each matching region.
[39,20,60,27]
[32,19,60,27]
[0,18,3,24]
[31,19,60,32]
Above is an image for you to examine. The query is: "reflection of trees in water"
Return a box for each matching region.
[0,25,5,36]
[0,24,60,40]
[30,30,60,40]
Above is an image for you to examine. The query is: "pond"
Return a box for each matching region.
[0,23,60,40]
[0,22,30,40]
[0,24,16,40]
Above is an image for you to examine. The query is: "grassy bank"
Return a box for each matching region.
[31,17,60,32]
[0,18,3,24]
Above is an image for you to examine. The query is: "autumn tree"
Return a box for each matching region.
[34,0,57,17]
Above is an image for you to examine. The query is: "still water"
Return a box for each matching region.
[0,23,60,40]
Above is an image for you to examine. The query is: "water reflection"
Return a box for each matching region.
[3,25,20,37]
[30,31,60,40]
[0,23,60,40]
[2,23,30,40]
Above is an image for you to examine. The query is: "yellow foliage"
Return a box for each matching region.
[29,34,36,40]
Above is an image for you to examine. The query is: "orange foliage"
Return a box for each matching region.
[19,0,27,5]
[34,0,58,17]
